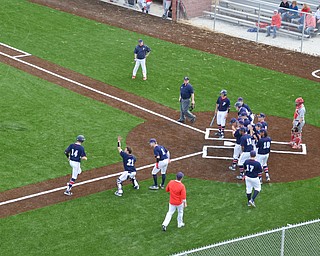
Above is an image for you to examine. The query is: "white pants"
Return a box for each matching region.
[118,171,137,182]
[162,203,184,227]
[238,151,251,166]
[70,160,82,180]
[293,120,305,133]
[256,153,269,167]
[233,144,242,160]
[132,58,147,77]
[217,111,228,126]
[138,0,151,12]
[152,159,169,175]
[245,176,261,193]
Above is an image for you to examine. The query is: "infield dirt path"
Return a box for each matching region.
[0,0,319,217]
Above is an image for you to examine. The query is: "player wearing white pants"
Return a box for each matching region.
[152,158,169,175]
[70,160,82,180]
[132,39,151,80]
[116,171,139,195]
[214,90,230,138]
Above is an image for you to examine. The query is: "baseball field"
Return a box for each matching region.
[0,0,319,255]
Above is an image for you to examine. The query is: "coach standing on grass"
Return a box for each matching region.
[177,76,196,124]
[132,39,151,81]
[162,171,187,232]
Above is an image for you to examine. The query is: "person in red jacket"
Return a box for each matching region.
[161,172,187,231]
[266,10,282,38]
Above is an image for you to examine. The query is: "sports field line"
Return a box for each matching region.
[0,151,203,207]
[0,43,205,135]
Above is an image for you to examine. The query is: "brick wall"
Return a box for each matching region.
[182,0,213,19]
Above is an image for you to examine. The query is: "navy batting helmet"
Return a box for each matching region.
[76,135,85,142]
[234,102,242,108]
[220,89,227,96]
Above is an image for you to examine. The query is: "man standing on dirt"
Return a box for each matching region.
[132,39,151,80]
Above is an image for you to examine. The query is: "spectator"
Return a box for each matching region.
[298,11,316,36]
[266,10,282,38]
[138,0,152,14]
[278,0,290,14]
[282,1,299,22]
[293,3,311,24]
[315,5,320,29]
[162,0,172,19]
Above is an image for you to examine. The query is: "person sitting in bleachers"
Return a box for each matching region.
[298,10,316,37]
[282,1,299,22]
[266,10,282,38]
[293,3,311,24]
[315,5,320,29]
[278,0,290,14]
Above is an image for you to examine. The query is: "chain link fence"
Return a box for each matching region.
[172,219,320,256]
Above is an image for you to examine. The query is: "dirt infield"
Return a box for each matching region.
[0,0,319,218]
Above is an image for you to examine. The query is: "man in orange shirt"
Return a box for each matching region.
[266,10,282,38]
[162,172,187,231]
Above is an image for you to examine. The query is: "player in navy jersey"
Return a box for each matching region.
[237,97,254,123]
[149,138,170,190]
[214,90,230,138]
[64,135,87,196]
[257,113,268,130]
[115,136,139,197]
[236,127,254,180]
[256,129,271,183]
[228,118,242,171]
[132,39,151,80]
[244,150,262,207]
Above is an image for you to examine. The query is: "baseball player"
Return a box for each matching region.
[214,89,230,138]
[235,102,252,124]
[115,136,139,197]
[178,77,196,124]
[162,171,187,231]
[237,97,254,123]
[236,127,254,180]
[290,97,306,149]
[228,118,242,171]
[64,135,87,196]
[149,138,170,190]
[132,39,151,81]
[256,129,271,183]
[244,150,262,207]
[257,113,268,130]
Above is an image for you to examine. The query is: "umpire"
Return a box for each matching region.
[178,77,196,123]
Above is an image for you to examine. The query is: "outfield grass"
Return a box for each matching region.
[1,176,319,256]
[0,62,143,191]
[1,0,319,126]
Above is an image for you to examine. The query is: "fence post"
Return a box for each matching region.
[213,0,217,31]
[300,12,306,53]
[280,227,286,256]
[256,3,261,42]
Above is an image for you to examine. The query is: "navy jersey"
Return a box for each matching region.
[234,129,242,145]
[257,136,272,155]
[260,121,268,129]
[240,134,254,152]
[216,96,230,111]
[134,44,151,59]
[244,159,262,178]
[242,103,252,115]
[65,144,86,162]
[154,145,169,161]
[120,151,136,173]
[180,83,194,100]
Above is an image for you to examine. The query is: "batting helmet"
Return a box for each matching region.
[76,135,85,142]
[295,97,304,106]
[234,102,242,108]
[220,89,227,96]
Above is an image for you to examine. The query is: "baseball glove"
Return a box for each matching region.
[291,127,299,133]
[189,103,195,112]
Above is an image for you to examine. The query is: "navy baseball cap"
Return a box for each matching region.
[256,122,262,127]
[230,118,237,124]
[176,172,184,180]
[138,39,143,43]
[184,76,189,80]
[149,138,156,143]
[238,120,244,125]
[240,127,246,133]
[239,112,247,117]
[258,113,266,118]
[238,97,243,101]
[260,128,266,133]
[250,150,256,157]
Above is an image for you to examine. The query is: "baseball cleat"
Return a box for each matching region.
[236,175,243,180]
[228,166,236,171]
[143,77,147,80]
[190,116,196,123]
[64,190,73,196]
[114,191,123,197]
[160,185,165,189]
[177,119,185,123]
[149,185,159,190]
[266,177,271,182]
[247,202,251,207]
[178,223,185,228]
[132,76,136,79]
[249,199,256,207]
[162,225,167,231]
[134,185,140,190]
[214,131,221,136]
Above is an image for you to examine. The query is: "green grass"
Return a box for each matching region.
[0,62,143,191]
[0,176,319,256]
[0,0,319,126]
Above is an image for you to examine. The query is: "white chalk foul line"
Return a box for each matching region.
[0,43,205,135]
[311,69,320,79]
[0,151,203,207]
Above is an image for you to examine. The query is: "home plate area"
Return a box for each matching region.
[202,128,306,160]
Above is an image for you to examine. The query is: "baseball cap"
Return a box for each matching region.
[240,127,246,133]
[260,128,266,133]
[176,171,184,180]
[237,97,243,101]
[184,76,189,80]
[149,138,156,143]
[230,118,237,124]
[274,9,278,12]
[239,112,247,117]
[238,120,244,125]
[256,122,262,127]
[258,113,266,118]
[250,150,256,157]
[138,39,143,43]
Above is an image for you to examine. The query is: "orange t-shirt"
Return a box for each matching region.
[166,180,186,206]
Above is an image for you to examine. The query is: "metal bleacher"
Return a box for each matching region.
[204,0,319,39]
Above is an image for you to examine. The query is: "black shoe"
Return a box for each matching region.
[162,225,167,231]
[190,116,196,123]
[177,119,185,123]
